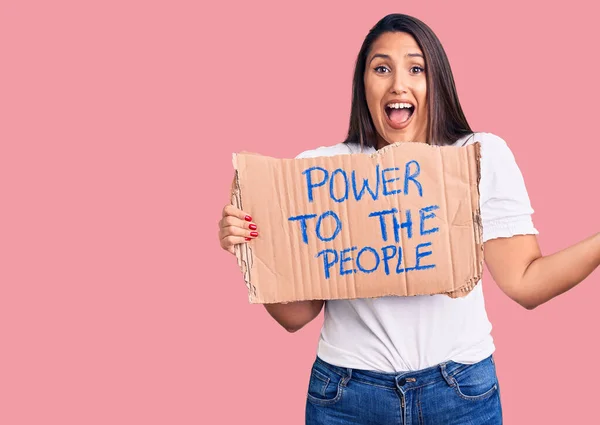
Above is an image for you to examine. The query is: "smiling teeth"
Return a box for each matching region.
[387,103,413,109]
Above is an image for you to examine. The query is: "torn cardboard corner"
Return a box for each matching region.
[231,141,483,304]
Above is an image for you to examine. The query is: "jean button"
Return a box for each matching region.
[398,377,407,386]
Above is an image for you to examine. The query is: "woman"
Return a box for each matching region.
[218,14,600,424]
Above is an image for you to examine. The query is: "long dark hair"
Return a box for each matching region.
[345,14,473,147]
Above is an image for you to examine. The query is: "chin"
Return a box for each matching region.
[383,131,413,145]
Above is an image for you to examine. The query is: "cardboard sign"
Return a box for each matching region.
[231,142,483,304]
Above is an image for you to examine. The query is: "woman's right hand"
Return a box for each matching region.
[220,203,323,332]
[219,204,259,255]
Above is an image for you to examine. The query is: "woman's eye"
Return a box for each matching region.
[410,66,425,74]
[374,66,390,73]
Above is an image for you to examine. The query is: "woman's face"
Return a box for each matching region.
[364,32,428,149]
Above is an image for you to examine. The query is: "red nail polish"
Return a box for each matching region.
[245,215,252,222]
[245,237,251,241]
[249,224,257,230]
[250,231,258,237]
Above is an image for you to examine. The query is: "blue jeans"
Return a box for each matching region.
[305,355,502,424]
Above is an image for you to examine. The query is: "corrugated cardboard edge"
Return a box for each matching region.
[231,153,258,303]
[231,142,484,303]
[445,141,483,298]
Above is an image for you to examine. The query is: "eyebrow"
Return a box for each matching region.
[368,52,424,64]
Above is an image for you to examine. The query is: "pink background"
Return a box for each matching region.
[1,0,598,423]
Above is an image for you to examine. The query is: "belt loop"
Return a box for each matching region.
[341,368,352,387]
[439,363,455,387]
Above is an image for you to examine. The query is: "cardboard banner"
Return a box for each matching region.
[231,142,483,304]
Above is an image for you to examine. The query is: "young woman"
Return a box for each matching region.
[217,14,600,424]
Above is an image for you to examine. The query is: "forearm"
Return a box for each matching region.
[521,232,600,309]
[263,300,324,332]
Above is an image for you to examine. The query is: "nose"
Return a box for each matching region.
[390,71,408,94]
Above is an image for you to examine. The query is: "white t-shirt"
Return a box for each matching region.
[295,132,538,372]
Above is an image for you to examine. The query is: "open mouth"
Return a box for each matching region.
[384,102,414,129]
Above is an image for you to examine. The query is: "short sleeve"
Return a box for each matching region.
[294,143,361,159]
[478,133,539,242]
[295,149,314,159]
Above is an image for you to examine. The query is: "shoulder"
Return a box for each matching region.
[294,142,367,159]
[457,131,510,150]
[458,132,518,167]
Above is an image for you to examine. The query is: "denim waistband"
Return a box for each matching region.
[314,355,494,390]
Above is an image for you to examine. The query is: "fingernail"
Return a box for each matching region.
[245,237,251,241]
[245,215,252,222]
[250,231,259,237]
[249,224,257,230]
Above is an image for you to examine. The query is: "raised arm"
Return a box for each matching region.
[484,233,600,309]
[473,133,599,308]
